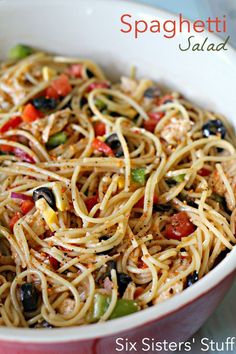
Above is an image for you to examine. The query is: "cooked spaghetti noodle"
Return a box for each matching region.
[0,46,235,328]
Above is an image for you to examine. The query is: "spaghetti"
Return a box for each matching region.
[0,45,235,328]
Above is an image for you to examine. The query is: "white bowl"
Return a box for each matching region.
[0,1,235,353]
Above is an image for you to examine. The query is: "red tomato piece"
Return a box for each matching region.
[45,86,59,99]
[66,64,83,78]
[49,255,59,270]
[22,103,43,123]
[153,195,159,205]
[85,195,98,212]
[0,144,14,153]
[148,112,165,121]
[50,74,72,97]
[40,230,55,240]
[143,112,164,132]
[165,211,195,240]
[134,287,144,299]
[94,122,106,137]
[137,259,148,269]
[0,116,22,133]
[9,212,22,231]
[198,168,211,177]
[143,120,157,133]
[87,82,110,93]
[21,200,34,215]
[134,195,158,208]
[92,138,114,157]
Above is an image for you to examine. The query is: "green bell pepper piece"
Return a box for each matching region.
[131,168,146,185]
[95,99,106,110]
[46,131,67,149]
[87,293,110,323]
[109,299,139,320]
[9,44,33,60]
[88,295,139,322]
[171,174,186,183]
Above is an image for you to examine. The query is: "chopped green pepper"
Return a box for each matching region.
[87,294,139,322]
[46,132,67,149]
[9,44,33,60]
[87,293,110,323]
[171,174,186,183]
[95,99,106,110]
[131,168,146,185]
[109,299,139,320]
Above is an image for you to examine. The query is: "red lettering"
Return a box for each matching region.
[150,20,160,33]
[163,20,176,39]
[135,20,148,39]
[215,17,221,32]
[120,14,132,33]
[193,20,205,33]
[223,15,227,32]
[206,17,214,32]
[179,14,191,33]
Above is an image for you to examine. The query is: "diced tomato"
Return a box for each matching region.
[137,259,148,269]
[86,82,110,93]
[158,94,173,105]
[148,112,165,121]
[0,144,14,153]
[153,195,159,205]
[165,211,196,240]
[143,120,157,133]
[134,195,158,208]
[39,230,55,240]
[9,212,22,231]
[58,245,69,252]
[0,116,22,133]
[21,199,34,215]
[92,138,114,157]
[50,74,72,97]
[49,255,59,270]
[198,168,211,177]
[143,112,164,133]
[66,64,83,78]
[134,287,144,298]
[45,86,59,99]
[13,148,35,163]
[0,136,17,153]
[85,195,98,212]
[22,103,43,123]
[94,122,106,137]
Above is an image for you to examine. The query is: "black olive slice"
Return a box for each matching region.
[20,283,39,312]
[33,187,56,210]
[202,119,226,139]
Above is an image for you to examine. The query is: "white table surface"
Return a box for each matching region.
[133,1,236,353]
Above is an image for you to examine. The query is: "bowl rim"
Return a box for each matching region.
[0,0,235,343]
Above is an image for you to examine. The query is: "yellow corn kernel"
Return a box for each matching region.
[42,66,56,82]
[35,198,59,232]
[52,182,69,212]
[117,176,125,189]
